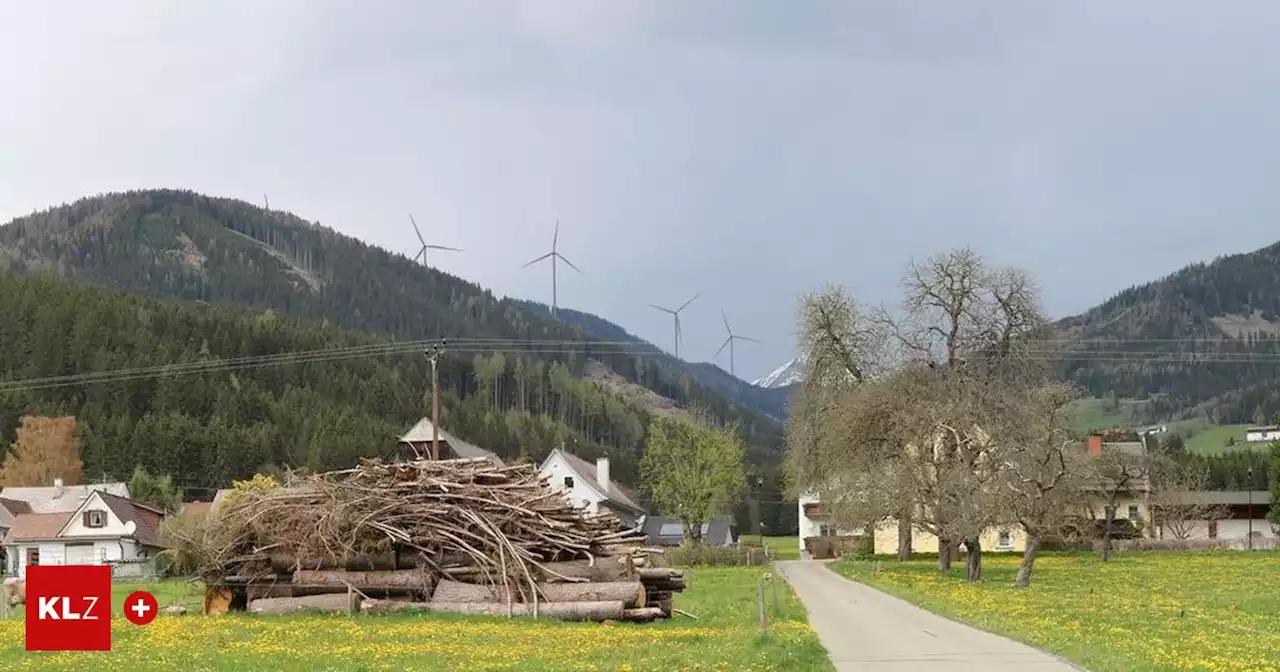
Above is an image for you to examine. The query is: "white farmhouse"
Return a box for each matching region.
[1245,425,1280,443]
[538,449,647,528]
[3,489,165,579]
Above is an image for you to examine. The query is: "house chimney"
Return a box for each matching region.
[1086,434,1103,457]
[596,457,610,493]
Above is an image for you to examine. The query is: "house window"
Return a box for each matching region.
[84,509,107,528]
[563,476,574,489]
[26,548,39,566]
[1127,504,1140,521]
[997,531,1013,549]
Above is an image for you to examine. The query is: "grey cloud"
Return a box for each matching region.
[4,1,1280,380]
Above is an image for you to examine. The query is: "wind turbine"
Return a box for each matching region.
[522,219,580,317]
[714,310,759,377]
[409,214,462,265]
[648,294,699,359]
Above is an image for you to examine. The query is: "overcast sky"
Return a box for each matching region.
[5,1,1280,382]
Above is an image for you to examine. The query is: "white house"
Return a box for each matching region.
[1245,426,1280,443]
[538,449,647,528]
[3,490,164,579]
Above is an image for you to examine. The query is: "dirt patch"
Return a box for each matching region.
[1211,311,1280,338]
[583,360,688,421]
[226,229,323,292]
[168,233,207,273]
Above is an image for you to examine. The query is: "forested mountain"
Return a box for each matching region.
[513,300,792,421]
[0,190,791,531]
[1059,239,1280,425]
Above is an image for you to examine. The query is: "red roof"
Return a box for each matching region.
[3,512,72,543]
[97,492,165,547]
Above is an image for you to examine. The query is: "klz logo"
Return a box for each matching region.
[25,565,112,651]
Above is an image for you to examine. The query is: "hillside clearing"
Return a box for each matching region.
[1,567,829,671]
[832,552,1280,672]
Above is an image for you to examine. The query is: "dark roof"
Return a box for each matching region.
[181,501,214,518]
[1155,491,1270,507]
[2,512,72,544]
[0,498,32,516]
[97,491,165,547]
[558,451,644,513]
[642,515,735,547]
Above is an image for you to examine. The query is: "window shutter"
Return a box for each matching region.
[83,511,91,527]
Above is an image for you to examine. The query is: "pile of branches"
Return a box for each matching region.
[174,457,685,622]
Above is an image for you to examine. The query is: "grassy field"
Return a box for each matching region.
[1182,423,1254,453]
[1065,396,1147,432]
[738,535,802,561]
[0,567,830,671]
[834,551,1280,672]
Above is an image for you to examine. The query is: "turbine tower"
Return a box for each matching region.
[714,310,759,377]
[647,294,699,359]
[522,219,580,317]
[409,214,463,264]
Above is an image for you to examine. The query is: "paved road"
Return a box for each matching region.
[776,560,1082,671]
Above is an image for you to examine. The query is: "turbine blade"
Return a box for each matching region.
[722,310,731,335]
[736,335,761,343]
[648,304,674,314]
[523,252,554,268]
[556,254,582,272]
[424,245,463,252]
[409,215,427,247]
[553,219,560,252]
[714,336,732,359]
[676,293,699,313]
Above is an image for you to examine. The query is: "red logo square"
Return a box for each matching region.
[25,565,112,651]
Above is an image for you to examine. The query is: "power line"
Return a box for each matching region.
[5,334,1280,395]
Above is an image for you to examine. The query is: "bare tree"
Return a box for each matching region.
[995,381,1086,587]
[1149,455,1228,540]
[1089,448,1152,561]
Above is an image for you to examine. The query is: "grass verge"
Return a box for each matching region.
[832,551,1280,672]
[0,567,830,671]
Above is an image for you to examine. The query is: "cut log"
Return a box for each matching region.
[657,598,672,618]
[537,582,646,608]
[430,579,513,604]
[269,550,396,573]
[622,607,665,622]
[534,557,641,582]
[637,568,682,581]
[203,586,233,615]
[248,593,360,615]
[362,599,625,621]
[246,582,295,600]
[294,569,433,592]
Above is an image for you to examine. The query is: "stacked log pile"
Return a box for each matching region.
[175,457,685,622]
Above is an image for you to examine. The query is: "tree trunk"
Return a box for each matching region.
[1102,506,1115,562]
[293,569,433,597]
[248,593,360,615]
[937,538,953,572]
[896,516,913,560]
[534,557,643,582]
[1015,535,1040,588]
[623,607,666,622]
[269,550,397,573]
[964,538,982,582]
[363,599,627,622]
[430,579,646,608]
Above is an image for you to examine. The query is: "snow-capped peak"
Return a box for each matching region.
[753,358,805,389]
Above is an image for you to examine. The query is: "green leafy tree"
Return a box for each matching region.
[128,466,184,513]
[1268,438,1280,535]
[641,413,746,544]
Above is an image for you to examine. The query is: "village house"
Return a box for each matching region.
[1245,425,1280,443]
[1152,490,1275,541]
[2,489,165,579]
[537,448,647,528]
[390,418,504,464]
[799,434,1157,555]
[642,515,736,547]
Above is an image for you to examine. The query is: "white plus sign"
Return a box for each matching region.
[131,598,151,619]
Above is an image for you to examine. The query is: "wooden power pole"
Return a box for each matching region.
[427,341,445,460]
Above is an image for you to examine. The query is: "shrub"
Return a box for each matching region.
[667,543,775,566]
